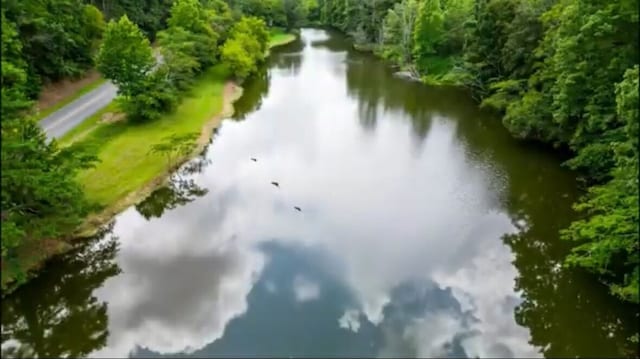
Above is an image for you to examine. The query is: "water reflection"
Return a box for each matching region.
[506,228,640,358]
[271,37,304,76]
[230,68,271,122]
[136,154,211,220]
[2,28,637,358]
[1,227,120,358]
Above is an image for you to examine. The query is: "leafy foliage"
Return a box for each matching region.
[118,67,178,122]
[229,0,316,29]
[2,0,105,96]
[166,0,220,67]
[316,0,640,304]
[221,16,269,79]
[1,118,97,260]
[1,5,100,265]
[380,0,419,66]
[561,67,639,303]
[86,0,174,40]
[413,0,444,73]
[96,15,155,96]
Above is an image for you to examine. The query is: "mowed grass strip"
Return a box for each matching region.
[71,64,229,207]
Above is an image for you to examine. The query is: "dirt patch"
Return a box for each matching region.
[196,82,243,147]
[37,70,101,110]
[101,112,126,124]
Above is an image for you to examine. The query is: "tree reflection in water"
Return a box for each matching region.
[504,228,640,358]
[135,154,211,220]
[1,225,120,358]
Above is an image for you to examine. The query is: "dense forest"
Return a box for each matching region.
[1,0,638,307]
[313,0,638,303]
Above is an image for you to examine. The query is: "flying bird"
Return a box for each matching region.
[251,158,257,162]
[294,206,302,212]
[271,181,280,188]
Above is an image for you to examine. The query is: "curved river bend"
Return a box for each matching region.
[2,29,637,358]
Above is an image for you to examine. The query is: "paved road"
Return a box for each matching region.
[40,81,118,140]
[40,53,162,140]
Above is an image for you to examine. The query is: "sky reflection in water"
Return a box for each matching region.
[6,29,633,359]
[92,29,536,358]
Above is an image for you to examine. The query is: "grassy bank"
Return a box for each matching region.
[2,30,295,295]
[72,65,240,233]
[352,42,465,86]
[269,28,297,48]
[1,65,240,293]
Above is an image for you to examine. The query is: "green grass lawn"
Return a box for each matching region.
[269,28,297,48]
[36,77,108,120]
[68,64,229,207]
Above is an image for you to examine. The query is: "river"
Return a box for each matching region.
[2,29,637,358]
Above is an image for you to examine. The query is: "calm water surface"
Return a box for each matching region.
[2,29,638,358]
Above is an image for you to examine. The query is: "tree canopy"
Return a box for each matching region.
[315,0,639,304]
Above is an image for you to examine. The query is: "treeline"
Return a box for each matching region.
[2,0,103,267]
[226,0,318,30]
[2,0,105,97]
[95,0,271,121]
[316,0,639,303]
[0,0,298,284]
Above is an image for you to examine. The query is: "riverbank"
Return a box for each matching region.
[73,66,242,237]
[351,39,463,86]
[269,28,297,48]
[1,31,295,295]
[1,65,241,294]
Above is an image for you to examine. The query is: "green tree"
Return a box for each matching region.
[118,67,178,122]
[231,16,270,55]
[381,0,419,66]
[3,0,106,96]
[221,15,269,79]
[413,0,445,73]
[87,0,174,40]
[221,35,256,79]
[282,0,309,29]
[561,66,639,304]
[157,27,201,91]
[1,118,97,260]
[96,15,155,96]
[0,14,31,119]
[166,0,219,67]
[204,0,236,43]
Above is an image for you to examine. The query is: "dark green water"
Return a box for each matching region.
[2,29,638,358]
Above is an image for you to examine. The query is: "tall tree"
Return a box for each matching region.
[96,15,155,96]
[381,0,419,66]
[413,0,445,73]
[166,0,219,67]
[221,16,269,79]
